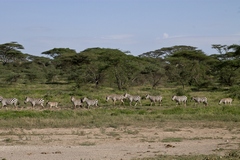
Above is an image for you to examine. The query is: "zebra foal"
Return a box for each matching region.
[124,93,142,106]
[172,95,187,107]
[219,98,233,105]
[145,94,163,106]
[82,97,98,109]
[24,97,44,109]
[71,97,83,109]
[191,96,208,106]
[0,96,19,109]
[106,94,125,106]
[46,101,59,109]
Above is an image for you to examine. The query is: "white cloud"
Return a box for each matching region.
[163,33,169,39]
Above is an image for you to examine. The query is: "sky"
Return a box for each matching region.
[0,0,240,57]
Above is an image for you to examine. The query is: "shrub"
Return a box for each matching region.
[173,88,189,96]
[228,86,240,100]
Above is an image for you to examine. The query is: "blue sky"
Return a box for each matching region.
[0,0,240,56]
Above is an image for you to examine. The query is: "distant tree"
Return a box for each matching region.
[212,44,229,55]
[80,48,142,90]
[74,48,143,90]
[140,45,203,89]
[46,68,60,83]
[75,48,110,88]
[210,44,240,86]
[5,73,21,84]
[141,57,166,88]
[41,48,80,83]
[0,42,24,65]
[166,48,211,89]
[228,44,240,58]
[41,48,76,59]
[139,45,198,59]
[25,55,51,67]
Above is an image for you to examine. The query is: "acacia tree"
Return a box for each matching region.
[141,57,166,88]
[42,48,77,70]
[139,45,198,59]
[139,45,201,89]
[78,48,143,90]
[75,48,110,88]
[96,48,136,90]
[0,42,24,65]
[165,47,210,89]
[41,48,78,83]
[212,44,229,55]
[211,44,240,86]
[42,48,76,59]
[63,48,128,89]
[228,44,240,59]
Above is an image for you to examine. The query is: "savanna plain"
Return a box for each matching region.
[0,84,240,160]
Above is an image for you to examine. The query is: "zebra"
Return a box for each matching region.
[219,98,233,105]
[46,101,59,109]
[24,97,44,108]
[71,97,83,109]
[106,94,125,106]
[124,93,142,106]
[0,96,19,109]
[82,97,98,109]
[145,94,163,106]
[172,95,187,107]
[191,96,208,106]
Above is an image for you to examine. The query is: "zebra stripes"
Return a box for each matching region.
[24,97,44,108]
[124,93,142,106]
[106,94,125,106]
[172,95,187,107]
[0,96,19,109]
[82,97,98,109]
[0,94,234,110]
[191,97,208,106]
[145,94,163,106]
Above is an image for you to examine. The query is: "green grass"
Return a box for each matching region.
[0,85,239,160]
[161,137,183,142]
[0,105,240,129]
[0,84,239,129]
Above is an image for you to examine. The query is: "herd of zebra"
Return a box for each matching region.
[0,94,234,110]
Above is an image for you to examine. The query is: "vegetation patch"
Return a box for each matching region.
[161,137,183,143]
[0,104,240,129]
[79,141,96,146]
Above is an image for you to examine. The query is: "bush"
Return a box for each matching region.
[173,88,189,96]
[228,86,240,100]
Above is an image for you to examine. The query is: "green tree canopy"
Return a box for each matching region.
[0,42,24,65]
[41,48,76,59]
[139,45,199,59]
[165,48,211,89]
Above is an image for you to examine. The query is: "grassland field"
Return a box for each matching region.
[0,84,240,159]
[0,83,239,130]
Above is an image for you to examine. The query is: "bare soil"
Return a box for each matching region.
[0,123,240,160]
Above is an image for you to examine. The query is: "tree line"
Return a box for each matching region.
[0,42,240,97]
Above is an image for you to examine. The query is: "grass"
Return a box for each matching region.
[0,104,240,129]
[161,137,183,142]
[0,84,239,129]
[133,152,240,160]
[0,83,239,160]
[79,141,96,146]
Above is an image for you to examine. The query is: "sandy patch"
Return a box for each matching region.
[0,126,239,160]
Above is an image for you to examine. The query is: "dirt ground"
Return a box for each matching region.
[0,124,240,160]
